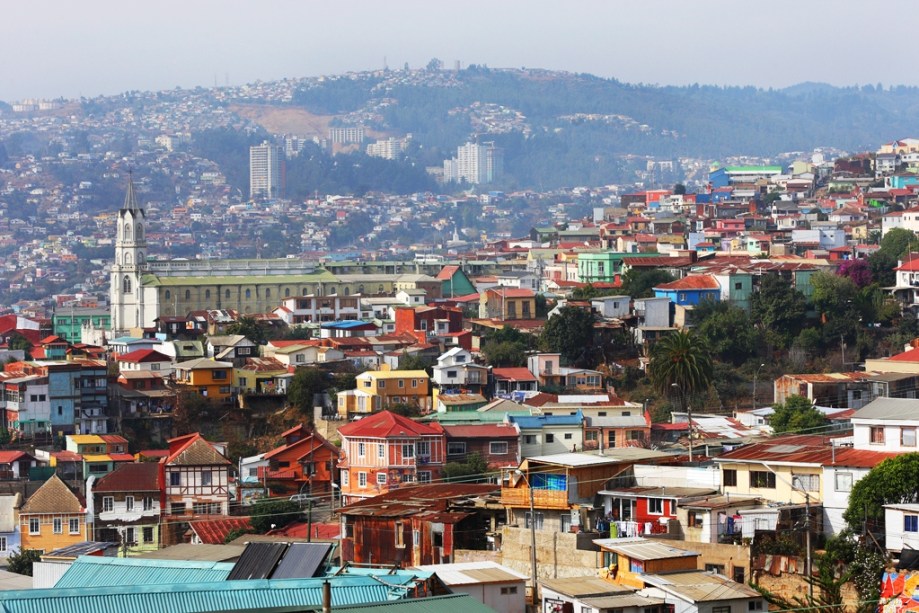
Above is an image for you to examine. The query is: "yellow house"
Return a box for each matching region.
[338,369,431,417]
[713,435,826,506]
[173,358,234,403]
[233,357,288,394]
[20,474,88,553]
[478,287,537,320]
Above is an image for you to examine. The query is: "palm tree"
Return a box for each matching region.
[648,329,713,414]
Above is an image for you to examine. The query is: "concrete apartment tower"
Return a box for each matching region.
[249,140,284,199]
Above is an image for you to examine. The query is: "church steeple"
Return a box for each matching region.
[122,170,140,213]
[111,173,148,335]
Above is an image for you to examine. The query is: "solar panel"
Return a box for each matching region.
[272,542,333,579]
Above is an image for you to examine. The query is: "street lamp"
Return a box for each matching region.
[514,468,538,610]
[671,383,692,461]
[791,476,813,603]
[752,363,765,411]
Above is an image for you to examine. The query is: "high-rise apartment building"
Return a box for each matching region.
[249,141,284,200]
[443,141,503,185]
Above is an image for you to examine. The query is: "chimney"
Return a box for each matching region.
[322,580,332,613]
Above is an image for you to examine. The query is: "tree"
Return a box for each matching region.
[837,258,872,288]
[399,352,433,371]
[6,333,32,359]
[442,453,489,482]
[693,301,757,365]
[250,499,301,533]
[751,275,807,349]
[226,315,267,345]
[7,549,41,576]
[647,330,713,413]
[769,395,827,434]
[481,340,527,367]
[287,367,330,415]
[620,268,675,299]
[844,453,919,532]
[878,227,919,259]
[673,183,687,195]
[539,306,597,367]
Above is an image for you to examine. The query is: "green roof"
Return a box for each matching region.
[54,557,234,588]
[331,594,498,613]
[422,411,531,424]
[141,271,338,287]
[0,576,407,613]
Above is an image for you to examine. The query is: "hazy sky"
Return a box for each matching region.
[2,1,913,102]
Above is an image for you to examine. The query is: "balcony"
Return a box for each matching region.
[500,487,570,510]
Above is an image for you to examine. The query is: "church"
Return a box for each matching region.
[109,178,450,336]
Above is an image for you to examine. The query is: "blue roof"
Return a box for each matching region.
[53,556,235,588]
[320,320,375,329]
[507,410,583,428]
[0,576,415,613]
[108,336,146,344]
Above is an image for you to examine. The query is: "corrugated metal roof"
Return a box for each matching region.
[226,542,288,580]
[582,594,665,608]
[330,594,499,613]
[0,576,405,613]
[641,570,762,602]
[539,575,633,597]
[271,543,333,579]
[54,557,234,588]
[593,537,699,561]
[414,561,528,585]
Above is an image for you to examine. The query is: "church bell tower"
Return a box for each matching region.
[110,174,147,335]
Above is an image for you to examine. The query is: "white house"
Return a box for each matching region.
[591,295,631,319]
[415,562,527,613]
[850,397,919,452]
[639,570,765,613]
[540,575,662,613]
[884,503,919,554]
[431,348,487,391]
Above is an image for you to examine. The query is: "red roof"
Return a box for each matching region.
[492,367,537,382]
[486,288,535,299]
[442,424,519,438]
[888,346,919,362]
[435,265,461,281]
[654,274,720,291]
[118,349,172,363]
[191,517,252,545]
[717,434,898,467]
[266,521,340,540]
[338,410,443,438]
[94,462,160,492]
[0,451,31,464]
[895,259,919,272]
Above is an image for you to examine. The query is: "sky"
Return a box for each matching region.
[1,0,914,102]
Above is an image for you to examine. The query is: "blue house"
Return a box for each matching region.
[653,274,721,306]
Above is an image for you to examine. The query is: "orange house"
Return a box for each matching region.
[172,358,234,403]
[261,425,341,498]
[20,474,88,553]
[337,411,446,504]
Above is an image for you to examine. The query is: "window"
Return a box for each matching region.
[125,496,134,512]
[564,433,572,440]
[446,370,458,378]
[648,498,664,514]
[871,426,886,444]
[906,515,919,533]
[585,431,598,442]
[750,471,776,489]
[524,435,536,445]
[748,599,763,610]
[143,527,154,543]
[490,442,508,455]
[245,289,251,299]
[358,472,367,488]
[792,474,819,492]
[206,289,211,300]
[185,290,190,300]
[170,472,181,486]
[212,370,227,380]
[225,289,231,299]
[903,427,917,447]
[358,442,366,457]
[395,521,404,547]
[377,472,387,485]
[0,537,7,552]
[29,518,39,535]
[835,472,853,492]
[126,527,135,544]
[103,496,114,512]
[164,290,170,300]
[69,518,80,534]
[402,443,415,459]
[448,442,467,456]
[707,566,727,576]
[201,470,213,486]
[418,471,431,483]
[501,586,519,595]
[194,503,207,515]
[378,444,385,459]
[53,518,62,534]
[524,511,545,529]
[545,434,555,443]
[688,510,704,528]
[143,497,154,511]
[735,282,743,290]
[341,471,349,486]
[723,469,738,487]
[397,379,404,388]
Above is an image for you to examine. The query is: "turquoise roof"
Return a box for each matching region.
[54,557,234,588]
[0,576,409,613]
[327,594,498,613]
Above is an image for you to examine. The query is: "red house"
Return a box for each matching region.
[442,424,520,470]
[337,411,446,505]
[598,485,717,536]
[339,483,500,567]
[393,305,469,350]
[261,424,340,498]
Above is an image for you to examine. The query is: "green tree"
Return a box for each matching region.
[845,453,919,532]
[399,352,433,371]
[481,340,527,367]
[539,306,597,367]
[694,301,757,365]
[249,499,301,533]
[751,275,807,349]
[878,227,919,259]
[7,549,41,576]
[620,268,675,299]
[769,395,827,434]
[6,333,32,359]
[442,453,489,482]
[287,367,330,415]
[226,316,267,344]
[647,330,713,413]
